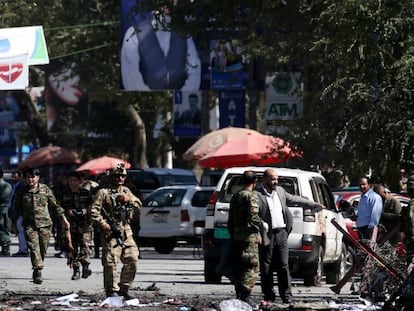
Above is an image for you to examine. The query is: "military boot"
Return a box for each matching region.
[33,268,43,284]
[71,266,80,280]
[0,245,10,256]
[81,264,92,279]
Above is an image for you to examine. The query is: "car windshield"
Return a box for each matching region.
[218,173,299,203]
[143,188,186,207]
[158,175,198,186]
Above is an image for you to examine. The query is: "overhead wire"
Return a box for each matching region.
[44,21,120,60]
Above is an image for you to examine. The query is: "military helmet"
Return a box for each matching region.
[107,163,127,176]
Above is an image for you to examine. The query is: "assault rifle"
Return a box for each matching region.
[101,206,125,248]
[330,218,404,294]
[330,221,401,294]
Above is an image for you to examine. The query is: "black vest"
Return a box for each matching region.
[136,18,188,89]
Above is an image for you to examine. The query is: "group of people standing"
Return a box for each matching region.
[0,164,142,299]
[227,168,324,305]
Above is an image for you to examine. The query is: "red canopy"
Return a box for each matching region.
[76,156,131,176]
[183,127,264,162]
[19,146,81,169]
[198,133,302,169]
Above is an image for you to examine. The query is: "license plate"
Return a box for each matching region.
[214,227,230,239]
[152,214,167,223]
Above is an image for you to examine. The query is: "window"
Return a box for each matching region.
[143,188,186,207]
[191,190,214,207]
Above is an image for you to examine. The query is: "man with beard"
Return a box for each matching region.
[91,164,142,299]
[257,168,324,304]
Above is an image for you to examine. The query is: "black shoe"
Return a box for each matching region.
[33,269,43,284]
[282,296,292,304]
[119,291,134,300]
[12,251,29,257]
[54,251,65,258]
[81,265,92,279]
[71,269,80,280]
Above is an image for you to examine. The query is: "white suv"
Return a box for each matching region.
[203,166,347,286]
[139,185,215,254]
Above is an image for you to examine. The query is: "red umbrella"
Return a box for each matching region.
[183,127,263,162]
[76,156,131,176]
[198,133,302,169]
[19,146,81,169]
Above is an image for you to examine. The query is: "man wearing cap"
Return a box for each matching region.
[91,164,142,299]
[11,168,70,284]
[402,176,414,274]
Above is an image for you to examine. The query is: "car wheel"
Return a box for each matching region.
[204,259,222,284]
[326,242,347,284]
[153,239,176,254]
[303,245,324,286]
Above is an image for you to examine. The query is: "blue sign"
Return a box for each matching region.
[219,91,245,127]
[173,91,202,137]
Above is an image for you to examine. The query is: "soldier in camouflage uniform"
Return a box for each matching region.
[91,163,141,299]
[61,171,93,280]
[228,170,265,305]
[11,167,69,284]
[402,176,414,273]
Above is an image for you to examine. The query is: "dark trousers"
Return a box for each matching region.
[259,229,292,300]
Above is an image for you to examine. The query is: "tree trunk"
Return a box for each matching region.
[127,105,148,168]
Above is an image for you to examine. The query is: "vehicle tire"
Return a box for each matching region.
[204,259,222,284]
[153,239,176,254]
[303,245,324,286]
[326,242,347,284]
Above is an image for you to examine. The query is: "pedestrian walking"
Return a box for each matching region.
[9,170,29,257]
[0,169,13,256]
[61,171,93,280]
[402,176,414,273]
[257,168,325,303]
[11,167,70,284]
[91,163,142,298]
[227,170,266,305]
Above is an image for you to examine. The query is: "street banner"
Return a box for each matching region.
[265,72,303,121]
[0,26,49,65]
[120,0,203,91]
[173,91,202,137]
[0,53,29,90]
[210,40,245,90]
[219,90,245,128]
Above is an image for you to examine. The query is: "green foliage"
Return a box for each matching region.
[2,0,414,186]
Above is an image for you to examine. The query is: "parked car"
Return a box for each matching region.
[126,168,198,199]
[203,166,348,286]
[138,185,215,254]
[332,188,410,268]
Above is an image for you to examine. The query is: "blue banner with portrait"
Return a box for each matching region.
[173,91,202,137]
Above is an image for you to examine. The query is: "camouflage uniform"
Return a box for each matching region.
[12,182,66,282]
[0,176,12,255]
[228,188,261,302]
[91,167,141,297]
[61,184,93,279]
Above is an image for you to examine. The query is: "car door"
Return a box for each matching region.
[316,179,345,261]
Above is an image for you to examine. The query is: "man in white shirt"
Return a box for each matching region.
[120,7,201,91]
[257,168,324,304]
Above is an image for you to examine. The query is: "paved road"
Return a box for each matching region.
[0,238,369,310]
